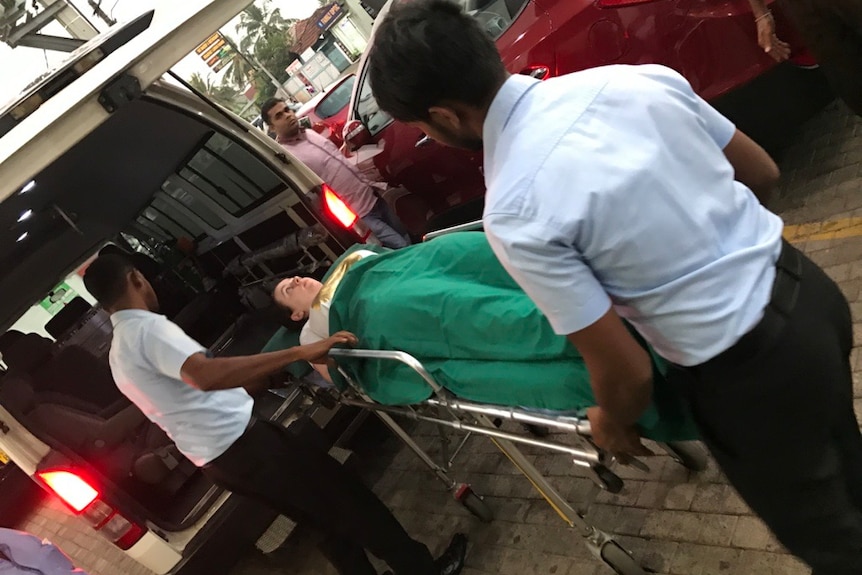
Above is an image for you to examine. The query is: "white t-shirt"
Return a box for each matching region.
[109,309,253,466]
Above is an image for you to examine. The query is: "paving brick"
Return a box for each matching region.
[730,515,787,552]
[690,483,750,515]
[697,514,738,547]
[825,262,851,282]
[669,542,742,575]
[640,510,704,543]
[690,484,729,513]
[634,481,670,508]
[663,483,697,510]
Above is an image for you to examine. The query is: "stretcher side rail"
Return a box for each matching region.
[423,219,484,241]
[328,347,610,468]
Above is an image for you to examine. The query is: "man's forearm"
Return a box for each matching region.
[186,348,307,392]
[591,372,653,427]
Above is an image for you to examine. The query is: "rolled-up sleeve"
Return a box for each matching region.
[484,213,611,335]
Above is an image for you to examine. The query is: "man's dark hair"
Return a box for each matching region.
[83,254,135,307]
[367,0,507,122]
[260,97,285,124]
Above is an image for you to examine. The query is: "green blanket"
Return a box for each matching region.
[323,232,699,443]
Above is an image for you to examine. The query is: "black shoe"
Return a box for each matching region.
[434,533,467,575]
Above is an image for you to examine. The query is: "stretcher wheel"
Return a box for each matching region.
[600,541,648,575]
[455,485,494,523]
[662,441,708,472]
[594,464,624,494]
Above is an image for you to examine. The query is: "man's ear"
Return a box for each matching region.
[428,105,462,131]
[290,309,308,322]
[129,269,144,288]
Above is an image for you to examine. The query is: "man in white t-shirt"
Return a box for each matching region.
[83,253,467,575]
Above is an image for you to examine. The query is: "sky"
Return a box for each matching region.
[0,0,321,102]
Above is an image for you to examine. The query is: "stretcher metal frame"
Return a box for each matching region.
[319,220,705,575]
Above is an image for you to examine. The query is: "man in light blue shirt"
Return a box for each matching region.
[83,253,467,575]
[367,1,862,573]
[0,529,86,574]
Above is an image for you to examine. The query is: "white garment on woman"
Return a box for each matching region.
[299,250,379,346]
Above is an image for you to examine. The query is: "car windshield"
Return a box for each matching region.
[356,0,528,136]
[316,76,356,120]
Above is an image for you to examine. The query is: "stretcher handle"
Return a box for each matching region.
[328,348,445,393]
[423,219,484,242]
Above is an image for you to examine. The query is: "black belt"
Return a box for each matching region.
[694,240,802,371]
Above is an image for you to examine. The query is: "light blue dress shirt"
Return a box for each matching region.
[482,65,783,366]
[0,528,85,574]
[109,310,252,466]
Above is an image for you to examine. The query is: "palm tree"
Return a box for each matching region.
[236,1,289,54]
[221,36,256,90]
[223,1,292,91]
[188,72,242,111]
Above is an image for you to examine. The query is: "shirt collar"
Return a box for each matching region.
[483,74,540,162]
[110,308,156,326]
[277,129,307,146]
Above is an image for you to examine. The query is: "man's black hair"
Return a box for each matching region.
[260,97,285,124]
[367,0,507,122]
[83,254,135,307]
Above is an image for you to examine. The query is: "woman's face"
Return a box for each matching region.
[273,276,322,321]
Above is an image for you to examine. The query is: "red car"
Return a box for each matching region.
[296,74,356,148]
[343,0,821,235]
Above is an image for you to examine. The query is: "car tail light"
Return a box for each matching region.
[789,51,819,68]
[596,0,659,7]
[323,184,358,228]
[38,470,98,512]
[37,469,147,551]
[520,65,551,80]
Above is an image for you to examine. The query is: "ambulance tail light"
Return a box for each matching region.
[322,183,357,228]
[37,469,147,550]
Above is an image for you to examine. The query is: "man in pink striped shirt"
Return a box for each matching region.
[261,98,411,249]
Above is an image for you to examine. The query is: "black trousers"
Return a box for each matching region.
[202,420,436,575]
[669,242,862,574]
[778,0,862,116]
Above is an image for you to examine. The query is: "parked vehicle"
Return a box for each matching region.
[296,74,356,148]
[343,0,823,235]
[0,3,375,574]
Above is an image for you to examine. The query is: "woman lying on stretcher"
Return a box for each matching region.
[271,232,698,444]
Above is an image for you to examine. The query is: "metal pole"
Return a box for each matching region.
[86,0,116,27]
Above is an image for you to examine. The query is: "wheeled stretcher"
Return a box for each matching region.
[258,219,707,574]
[323,343,705,575]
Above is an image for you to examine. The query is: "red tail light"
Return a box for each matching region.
[38,470,98,512]
[37,469,147,551]
[323,184,358,228]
